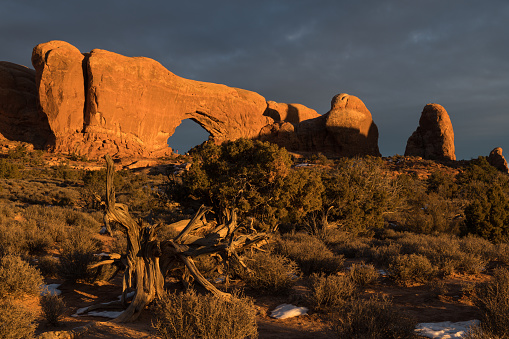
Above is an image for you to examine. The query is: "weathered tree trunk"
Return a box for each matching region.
[103,155,165,322]
[80,155,272,322]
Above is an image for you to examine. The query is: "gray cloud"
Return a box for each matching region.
[2,0,508,158]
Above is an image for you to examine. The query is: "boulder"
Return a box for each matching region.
[32,41,85,149]
[264,101,320,124]
[405,103,456,161]
[0,61,53,147]
[295,93,380,157]
[488,147,509,174]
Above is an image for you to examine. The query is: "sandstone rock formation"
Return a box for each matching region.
[405,103,456,161]
[82,48,270,157]
[27,41,272,158]
[488,147,509,174]
[32,41,85,147]
[264,101,319,124]
[0,61,53,148]
[261,93,381,157]
[1,40,382,159]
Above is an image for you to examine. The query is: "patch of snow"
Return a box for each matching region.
[117,291,136,301]
[270,304,308,319]
[72,307,89,317]
[214,276,226,284]
[377,269,388,276]
[41,284,61,296]
[99,226,108,234]
[87,311,124,318]
[94,252,110,257]
[415,320,480,339]
[295,163,313,168]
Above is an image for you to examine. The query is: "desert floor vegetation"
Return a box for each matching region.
[1,141,508,338]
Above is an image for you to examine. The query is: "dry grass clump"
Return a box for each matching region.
[153,290,258,339]
[469,267,509,338]
[57,227,100,282]
[242,251,299,294]
[40,292,66,326]
[0,299,36,339]
[275,232,344,275]
[0,255,43,299]
[332,295,417,339]
[309,273,357,310]
[347,262,379,287]
[387,254,436,286]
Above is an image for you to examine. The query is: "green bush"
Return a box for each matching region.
[332,295,417,339]
[172,139,323,228]
[275,233,344,275]
[473,267,509,337]
[40,292,66,326]
[0,299,36,339]
[309,273,357,310]
[242,251,299,293]
[153,290,258,339]
[0,255,43,299]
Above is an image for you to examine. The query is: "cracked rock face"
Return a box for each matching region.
[405,103,456,161]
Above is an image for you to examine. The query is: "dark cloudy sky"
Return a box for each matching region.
[2,1,508,159]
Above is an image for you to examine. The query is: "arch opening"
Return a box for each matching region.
[167,118,210,155]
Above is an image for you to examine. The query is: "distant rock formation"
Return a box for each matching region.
[0,61,53,148]
[0,40,381,159]
[488,147,509,174]
[30,41,272,158]
[260,93,381,157]
[264,101,320,124]
[405,103,456,161]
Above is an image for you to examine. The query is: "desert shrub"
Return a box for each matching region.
[37,256,60,278]
[404,191,462,235]
[472,267,509,337]
[309,273,357,310]
[426,170,458,199]
[464,325,506,339]
[331,236,372,259]
[242,251,299,293]
[369,242,402,267]
[0,299,36,339]
[0,159,21,179]
[459,235,496,260]
[0,255,43,299]
[458,157,509,242]
[275,232,344,275]
[494,242,509,265]
[171,139,323,228]
[387,254,436,286]
[347,263,379,287]
[57,228,99,282]
[463,185,509,242]
[332,295,417,339]
[322,157,400,234]
[153,290,258,339]
[40,292,66,326]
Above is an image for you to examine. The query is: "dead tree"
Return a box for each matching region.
[82,155,271,323]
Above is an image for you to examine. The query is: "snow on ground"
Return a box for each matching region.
[270,304,308,319]
[415,320,479,338]
[86,311,124,318]
[41,284,61,295]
